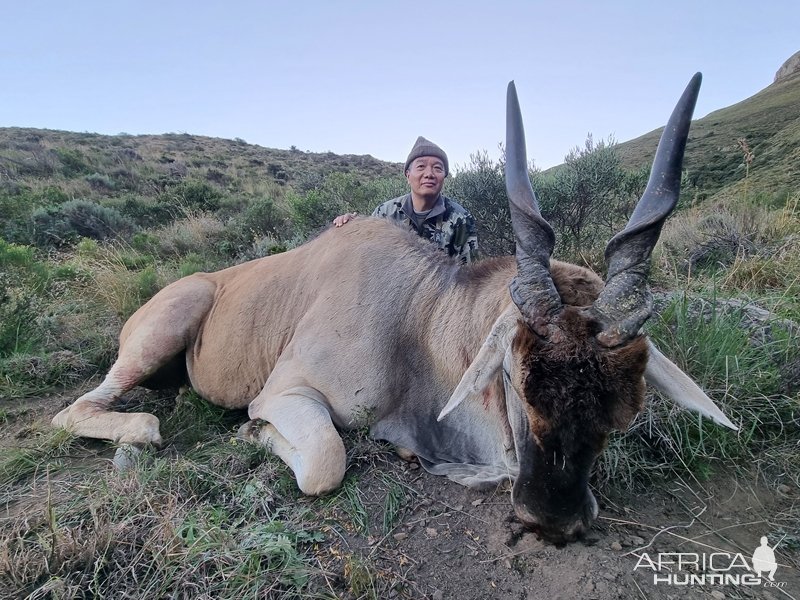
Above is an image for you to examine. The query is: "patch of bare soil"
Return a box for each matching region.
[3,389,799,600]
[330,453,799,600]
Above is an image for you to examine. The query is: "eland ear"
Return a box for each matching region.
[437,307,518,421]
[645,340,738,430]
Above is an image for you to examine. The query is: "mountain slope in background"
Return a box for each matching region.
[0,127,401,195]
[616,63,800,203]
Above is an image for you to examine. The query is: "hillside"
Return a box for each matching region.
[616,70,800,202]
[0,127,401,194]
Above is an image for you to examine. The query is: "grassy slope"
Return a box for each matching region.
[0,127,401,194]
[616,72,800,202]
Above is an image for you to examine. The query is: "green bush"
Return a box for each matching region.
[287,189,331,236]
[161,180,223,212]
[221,196,290,256]
[30,199,138,247]
[1,185,71,243]
[446,151,513,257]
[238,196,284,238]
[55,147,92,177]
[115,195,178,228]
[0,239,50,357]
[532,136,639,261]
[288,172,405,237]
[85,172,116,191]
[136,266,161,303]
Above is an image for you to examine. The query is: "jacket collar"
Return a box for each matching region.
[402,194,446,228]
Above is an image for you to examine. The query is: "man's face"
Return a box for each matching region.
[406,156,446,200]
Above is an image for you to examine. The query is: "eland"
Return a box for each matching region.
[53,74,736,544]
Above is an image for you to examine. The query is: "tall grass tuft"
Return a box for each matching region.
[597,289,800,490]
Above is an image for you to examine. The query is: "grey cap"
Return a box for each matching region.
[404,136,449,176]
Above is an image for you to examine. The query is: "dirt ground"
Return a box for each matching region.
[2,391,799,600]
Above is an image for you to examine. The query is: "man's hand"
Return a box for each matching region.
[333,212,358,227]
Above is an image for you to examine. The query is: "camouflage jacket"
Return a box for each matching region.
[371,194,479,264]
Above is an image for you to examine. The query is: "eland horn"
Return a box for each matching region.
[591,73,702,347]
[505,81,562,335]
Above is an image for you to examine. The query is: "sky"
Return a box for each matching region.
[2,1,798,170]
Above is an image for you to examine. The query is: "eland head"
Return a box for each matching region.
[439,74,731,543]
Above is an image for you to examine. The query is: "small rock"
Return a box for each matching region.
[629,535,645,546]
[710,591,725,600]
[426,527,438,537]
[409,462,420,470]
[610,541,623,551]
[471,499,484,507]
[777,484,791,495]
[432,591,444,600]
[602,572,616,581]
[393,532,408,541]
[453,504,464,511]
[503,558,512,569]
[594,580,607,593]
[113,444,142,471]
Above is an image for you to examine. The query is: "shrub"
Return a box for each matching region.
[448,140,648,260]
[13,150,60,177]
[30,199,138,247]
[116,195,179,228]
[287,189,331,236]
[1,185,71,242]
[178,253,213,277]
[532,136,641,262]
[446,151,513,257]
[55,147,92,177]
[0,239,49,284]
[161,180,223,212]
[84,172,116,191]
[222,196,290,256]
[238,196,285,238]
[288,173,405,237]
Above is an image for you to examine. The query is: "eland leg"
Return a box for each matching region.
[240,385,346,495]
[52,276,215,445]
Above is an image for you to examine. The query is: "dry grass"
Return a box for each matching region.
[0,402,422,600]
[152,213,227,259]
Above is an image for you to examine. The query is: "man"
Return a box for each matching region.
[333,137,478,264]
